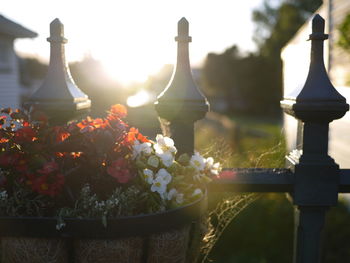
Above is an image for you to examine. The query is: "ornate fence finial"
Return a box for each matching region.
[155,17,209,155]
[281,15,349,262]
[26,18,91,125]
[281,14,348,122]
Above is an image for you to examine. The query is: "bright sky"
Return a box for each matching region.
[3,0,263,85]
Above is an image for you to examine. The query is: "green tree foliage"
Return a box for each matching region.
[203,49,281,115]
[18,57,47,86]
[254,0,321,57]
[201,0,322,116]
[337,13,350,52]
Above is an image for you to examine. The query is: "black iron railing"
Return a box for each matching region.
[156,14,350,263]
[4,14,350,263]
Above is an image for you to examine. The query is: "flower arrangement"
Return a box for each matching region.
[0,105,220,227]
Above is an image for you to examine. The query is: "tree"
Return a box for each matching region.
[201,0,322,116]
[337,13,350,52]
[254,0,321,58]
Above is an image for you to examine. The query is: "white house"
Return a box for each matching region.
[282,0,350,168]
[0,14,37,109]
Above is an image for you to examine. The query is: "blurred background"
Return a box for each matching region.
[2,0,350,262]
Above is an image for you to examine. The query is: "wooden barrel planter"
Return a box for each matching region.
[0,194,207,263]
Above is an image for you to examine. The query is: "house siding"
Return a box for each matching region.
[0,36,20,109]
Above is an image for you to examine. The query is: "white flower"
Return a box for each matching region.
[205,157,220,175]
[56,222,66,230]
[210,162,220,175]
[143,169,154,184]
[167,188,178,200]
[176,193,184,204]
[0,190,7,201]
[167,188,184,204]
[190,152,206,171]
[206,157,214,167]
[132,140,152,159]
[154,135,177,155]
[157,152,174,167]
[147,155,159,168]
[192,188,203,197]
[155,168,172,184]
[151,177,167,197]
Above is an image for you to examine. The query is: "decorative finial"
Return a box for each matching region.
[155,18,209,155]
[176,17,191,42]
[308,14,328,41]
[47,18,67,43]
[281,13,348,122]
[26,18,91,125]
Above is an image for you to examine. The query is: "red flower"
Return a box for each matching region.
[31,173,65,197]
[15,159,28,173]
[0,153,20,168]
[107,159,134,184]
[109,104,127,119]
[14,126,37,143]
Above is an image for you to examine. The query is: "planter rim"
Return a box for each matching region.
[0,192,207,239]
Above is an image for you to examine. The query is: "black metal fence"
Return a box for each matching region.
[11,14,350,263]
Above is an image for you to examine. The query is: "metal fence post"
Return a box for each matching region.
[281,14,349,263]
[26,18,91,125]
[155,17,209,155]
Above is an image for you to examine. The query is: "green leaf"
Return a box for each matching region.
[102,214,107,228]
[177,153,190,165]
[136,159,147,169]
[147,156,159,168]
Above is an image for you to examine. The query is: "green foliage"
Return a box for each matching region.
[322,200,350,262]
[253,0,322,57]
[337,13,350,52]
[19,57,48,86]
[202,49,282,116]
[201,0,322,116]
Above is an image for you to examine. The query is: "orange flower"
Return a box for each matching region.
[125,127,149,144]
[0,130,8,143]
[53,126,70,143]
[0,138,8,143]
[110,104,127,118]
